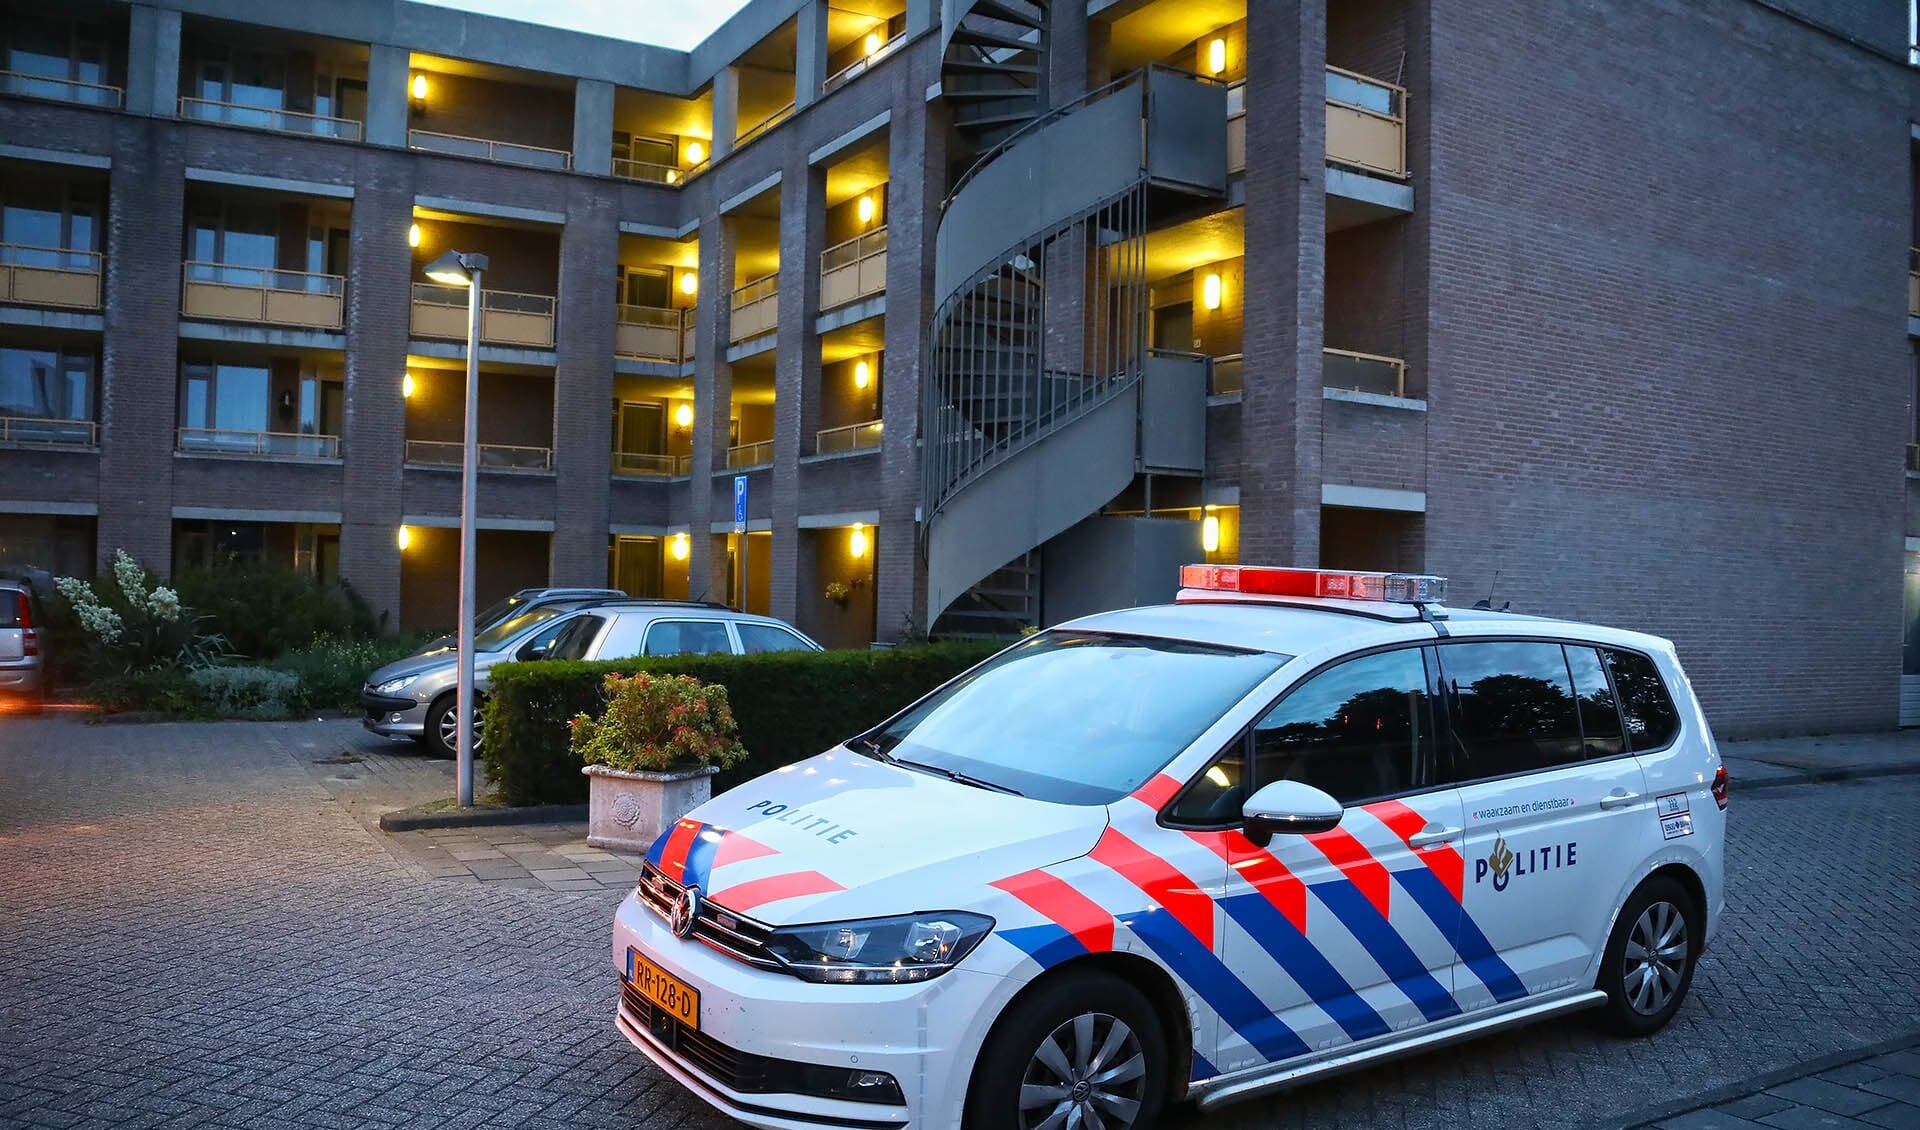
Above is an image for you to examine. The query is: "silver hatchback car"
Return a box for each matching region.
[0,577,46,714]
[361,600,821,757]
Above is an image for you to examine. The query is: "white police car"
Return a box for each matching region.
[609,565,1727,1130]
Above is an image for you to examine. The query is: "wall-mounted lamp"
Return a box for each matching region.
[403,373,417,398]
[853,359,871,389]
[278,390,294,420]
[674,402,695,429]
[670,532,690,561]
[408,222,422,249]
[864,31,884,56]
[397,526,412,551]
[665,169,679,184]
[410,73,429,101]
[679,271,698,297]
[849,522,868,559]
[1201,272,1223,311]
[684,140,706,165]
[1207,38,1227,75]
[856,195,877,225]
[1201,511,1221,553]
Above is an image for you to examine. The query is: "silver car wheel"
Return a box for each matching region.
[1018,1012,1146,1130]
[437,698,484,753]
[1623,899,1688,1016]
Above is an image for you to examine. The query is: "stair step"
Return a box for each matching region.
[965,0,1046,28]
[943,87,1041,101]
[953,107,1042,130]
[944,58,1042,76]
[950,26,1039,52]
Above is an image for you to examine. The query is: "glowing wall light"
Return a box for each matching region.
[408,222,422,248]
[397,526,412,550]
[674,403,694,429]
[679,271,698,296]
[849,523,868,559]
[670,532,690,561]
[1201,272,1223,311]
[1207,38,1227,75]
[853,359,871,389]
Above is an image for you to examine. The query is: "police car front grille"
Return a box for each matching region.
[638,861,782,970]
[621,980,762,1088]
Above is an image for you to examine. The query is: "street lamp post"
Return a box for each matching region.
[423,248,489,806]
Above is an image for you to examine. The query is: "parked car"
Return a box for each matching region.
[362,600,820,758]
[0,574,47,714]
[407,586,628,658]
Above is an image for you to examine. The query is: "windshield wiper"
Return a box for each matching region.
[850,737,1023,796]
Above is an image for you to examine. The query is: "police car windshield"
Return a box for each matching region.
[860,631,1288,805]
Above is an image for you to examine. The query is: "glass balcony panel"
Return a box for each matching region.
[0,415,96,446]
[1322,348,1406,398]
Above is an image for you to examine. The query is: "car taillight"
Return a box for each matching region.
[16,592,36,657]
[1711,765,1728,810]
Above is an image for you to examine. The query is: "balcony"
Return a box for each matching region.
[408,129,572,171]
[736,103,795,149]
[0,244,102,310]
[182,263,345,329]
[615,305,694,363]
[0,69,122,109]
[1209,353,1244,395]
[177,427,340,459]
[411,284,556,349]
[612,157,709,185]
[816,420,882,454]
[1324,348,1407,398]
[726,439,774,469]
[730,273,779,343]
[405,439,553,471]
[1325,66,1407,179]
[1909,248,1918,319]
[612,451,691,477]
[178,97,362,141]
[1227,81,1244,173]
[823,38,905,96]
[820,228,888,311]
[0,415,95,447]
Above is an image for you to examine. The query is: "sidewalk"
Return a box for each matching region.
[1620,1032,1920,1129]
[1718,729,1920,790]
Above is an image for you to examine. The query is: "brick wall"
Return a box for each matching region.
[551,183,618,587]
[1320,399,1425,494]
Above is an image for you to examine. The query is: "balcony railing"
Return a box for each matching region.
[736,103,795,148]
[1909,248,1919,319]
[177,427,340,459]
[816,419,882,454]
[0,244,102,309]
[182,263,345,329]
[1324,347,1407,398]
[726,439,774,469]
[822,38,904,94]
[408,129,572,171]
[1210,353,1244,396]
[1909,443,1920,473]
[613,157,702,185]
[405,439,554,471]
[1325,66,1407,179]
[0,69,122,108]
[611,451,690,477]
[615,304,694,363]
[0,416,96,447]
[411,284,556,349]
[821,227,888,310]
[1226,81,1245,174]
[178,97,362,141]
[730,272,779,343]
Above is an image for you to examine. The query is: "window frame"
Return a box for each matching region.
[1599,645,1683,757]
[733,620,816,654]
[640,617,738,658]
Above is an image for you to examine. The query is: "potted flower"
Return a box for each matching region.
[572,672,747,852]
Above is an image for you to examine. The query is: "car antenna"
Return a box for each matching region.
[1471,569,1502,610]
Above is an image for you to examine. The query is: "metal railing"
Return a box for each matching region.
[816,419,883,454]
[0,416,96,446]
[1226,80,1246,174]
[735,103,795,149]
[411,283,556,348]
[726,439,774,469]
[611,451,687,476]
[0,69,122,108]
[730,272,780,342]
[408,128,572,171]
[612,158,691,184]
[178,96,362,141]
[821,227,889,310]
[177,427,340,458]
[1209,354,1244,395]
[0,243,102,309]
[405,439,553,471]
[1323,347,1407,398]
[182,262,346,328]
[615,304,694,363]
[1909,249,1919,319]
[823,37,904,94]
[1325,65,1408,179]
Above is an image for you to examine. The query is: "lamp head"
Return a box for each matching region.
[424,249,489,286]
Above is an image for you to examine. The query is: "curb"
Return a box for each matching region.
[1600,1029,1920,1129]
[1726,763,1920,792]
[378,802,586,831]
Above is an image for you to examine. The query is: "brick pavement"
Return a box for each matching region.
[1630,1038,1920,1130]
[1,714,1917,1129]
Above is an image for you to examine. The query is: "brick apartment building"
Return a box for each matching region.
[0,0,1913,735]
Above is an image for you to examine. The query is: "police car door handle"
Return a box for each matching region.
[1598,789,1641,810]
[1407,824,1461,848]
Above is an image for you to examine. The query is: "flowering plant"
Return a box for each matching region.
[824,581,852,606]
[56,549,225,675]
[570,672,747,773]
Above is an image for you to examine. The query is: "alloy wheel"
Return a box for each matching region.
[437,699,484,753]
[1018,1011,1147,1130]
[1623,899,1688,1015]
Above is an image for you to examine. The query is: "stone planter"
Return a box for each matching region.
[582,764,721,852]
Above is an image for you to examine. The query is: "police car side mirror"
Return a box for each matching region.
[1241,780,1345,846]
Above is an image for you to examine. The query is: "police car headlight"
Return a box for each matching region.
[374,674,419,695]
[764,912,995,984]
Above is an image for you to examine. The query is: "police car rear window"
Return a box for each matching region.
[859,631,1288,806]
[1604,649,1680,751]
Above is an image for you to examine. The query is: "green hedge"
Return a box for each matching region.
[482,642,1005,806]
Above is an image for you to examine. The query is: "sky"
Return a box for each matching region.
[418,0,753,50]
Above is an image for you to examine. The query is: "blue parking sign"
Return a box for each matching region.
[733,475,748,530]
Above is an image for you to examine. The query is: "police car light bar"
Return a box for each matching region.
[1179,564,1448,605]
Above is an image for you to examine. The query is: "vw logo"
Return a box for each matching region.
[669,885,701,939]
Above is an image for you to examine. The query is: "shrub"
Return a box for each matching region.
[56,550,226,677]
[86,666,197,715]
[484,641,1004,806]
[273,633,439,713]
[187,666,302,720]
[571,673,747,773]
[173,565,380,660]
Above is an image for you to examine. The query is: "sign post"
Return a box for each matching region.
[733,475,749,611]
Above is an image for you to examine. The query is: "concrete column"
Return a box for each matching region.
[1045,0,1090,108]
[688,217,734,601]
[879,99,939,640]
[123,5,180,118]
[1238,0,1326,568]
[365,44,410,148]
[795,0,829,110]
[905,0,935,38]
[337,154,415,627]
[770,164,826,624]
[711,67,741,161]
[551,190,618,586]
[95,122,185,573]
[572,78,614,176]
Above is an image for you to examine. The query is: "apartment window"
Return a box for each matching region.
[610,537,664,599]
[616,400,666,456]
[180,361,271,434]
[619,265,673,308]
[298,371,344,436]
[4,20,107,85]
[0,347,93,420]
[186,204,280,281]
[1,185,98,255]
[196,49,287,108]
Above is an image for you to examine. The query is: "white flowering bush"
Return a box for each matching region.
[55,549,225,677]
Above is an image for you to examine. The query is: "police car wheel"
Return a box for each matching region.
[1595,875,1701,1036]
[965,969,1167,1130]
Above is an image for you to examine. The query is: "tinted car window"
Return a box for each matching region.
[1438,641,1582,782]
[1605,648,1680,751]
[737,623,812,654]
[515,613,583,661]
[0,588,19,628]
[1254,647,1433,804]
[546,615,605,661]
[476,605,565,652]
[1565,645,1625,757]
[643,619,734,656]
